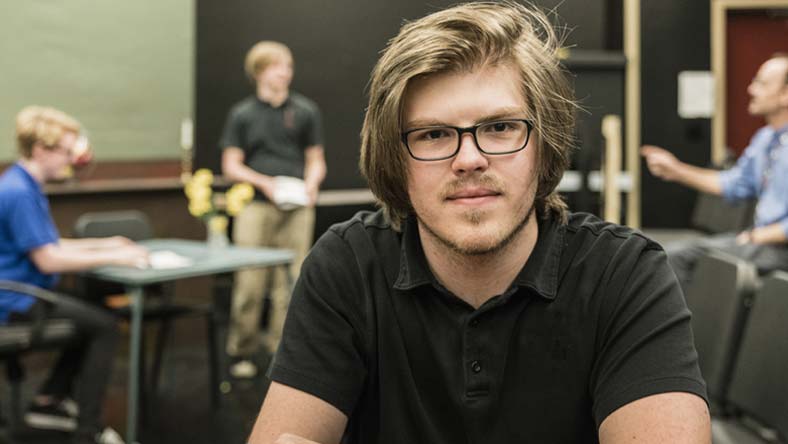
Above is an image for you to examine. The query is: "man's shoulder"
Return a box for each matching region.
[288,91,321,114]
[325,209,395,242]
[747,125,774,148]
[564,211,661,251]
[0,168,36,201]
[308,209,398,267]
[303,209,399,294]
[228,96,259,117]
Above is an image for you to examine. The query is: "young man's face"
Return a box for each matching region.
[34,130,77,181]
[401,63,539,255]
[256,54,294,91]
[747,57,788,118]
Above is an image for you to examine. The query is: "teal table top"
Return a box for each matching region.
[88,238,294,286]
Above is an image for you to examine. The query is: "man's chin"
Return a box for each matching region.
[425,217,528,256]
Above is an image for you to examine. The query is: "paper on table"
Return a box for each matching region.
[147,250,194,269]
[273,176,309,210]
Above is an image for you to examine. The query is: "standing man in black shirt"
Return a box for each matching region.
[248,3,710,443]
[220,41,325,378]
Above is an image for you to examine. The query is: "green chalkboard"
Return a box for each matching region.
[0,0,193,162]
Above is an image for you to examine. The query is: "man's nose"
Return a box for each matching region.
[451,133,488,173]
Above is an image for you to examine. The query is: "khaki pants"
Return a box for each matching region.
[226,201,314,357]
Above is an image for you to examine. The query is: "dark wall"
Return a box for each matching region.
[195,0,619,191]
[640,0,711,228]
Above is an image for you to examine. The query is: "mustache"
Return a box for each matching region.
[440,174,506,200]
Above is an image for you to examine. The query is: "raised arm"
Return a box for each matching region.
[640,145,722,195]
[248,382,347,444]
[599,392,710,443]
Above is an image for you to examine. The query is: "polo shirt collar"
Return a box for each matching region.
[393,212,563,301]
[255,94,291,109]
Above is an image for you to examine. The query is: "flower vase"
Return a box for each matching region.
[206,215,229,249]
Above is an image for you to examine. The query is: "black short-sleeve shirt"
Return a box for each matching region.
[219,92,323,191]
[269,210,707,443]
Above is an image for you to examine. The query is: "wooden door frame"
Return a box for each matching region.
[711,0,788,164]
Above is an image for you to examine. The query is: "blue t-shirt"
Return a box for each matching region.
[0,163,60,323]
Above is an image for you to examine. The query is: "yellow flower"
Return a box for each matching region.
[185,182,212,201]
[231,182,255,201]
[208,215,229,233]
[188,198,212,218]
[226,200,243,216]
[225,183,255,216]
[192,168,214,186]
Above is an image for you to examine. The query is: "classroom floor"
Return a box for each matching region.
[1,304,273,444]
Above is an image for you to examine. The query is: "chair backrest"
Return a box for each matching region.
[725,271,788,440]
[691,192,755,234]
[684,251,759,408]
[0,281,79,354]
[73,210,153,241]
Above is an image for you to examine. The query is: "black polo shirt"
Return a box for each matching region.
[219,93,323,199]
[270,210,706,443]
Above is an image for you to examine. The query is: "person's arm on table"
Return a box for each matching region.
[737,221,788,245]
[59,236,136,251]
[248,382,347,444]
[29,241,148,273]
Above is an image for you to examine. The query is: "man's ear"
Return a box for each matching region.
[780,84,788,107]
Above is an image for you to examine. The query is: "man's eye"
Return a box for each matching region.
[487,122,514,132]
[417,129,450,140]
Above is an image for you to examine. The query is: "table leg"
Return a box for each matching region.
[126,285,144,444]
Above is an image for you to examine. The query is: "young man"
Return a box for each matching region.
[642,54,788,289]
[220,41,326,378]
[249,3,709,443]
[0,106,149,444]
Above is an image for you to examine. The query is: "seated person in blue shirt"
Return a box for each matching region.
[0,106,149,444]
[642,54,788,289]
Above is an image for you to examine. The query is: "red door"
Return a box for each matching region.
[726,10,788,157]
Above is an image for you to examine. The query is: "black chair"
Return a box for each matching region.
[72,210,220,408]
[644,193,756,246]
[712,271,788,444]
[683,251,759,415]
[0,280,80,432]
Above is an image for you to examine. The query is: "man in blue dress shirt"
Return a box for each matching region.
[642,54,788,288]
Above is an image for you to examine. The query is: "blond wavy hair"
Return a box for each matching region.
[244,41,292,81]
[16,106,81,158]
[360,1,576,229]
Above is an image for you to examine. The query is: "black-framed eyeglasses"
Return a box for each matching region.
[401,119,534,161]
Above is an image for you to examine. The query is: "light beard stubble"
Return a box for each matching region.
[418,174,536,256]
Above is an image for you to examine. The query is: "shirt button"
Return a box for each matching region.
[470,360,482,373]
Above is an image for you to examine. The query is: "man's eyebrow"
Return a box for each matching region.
[403,107,528,130]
